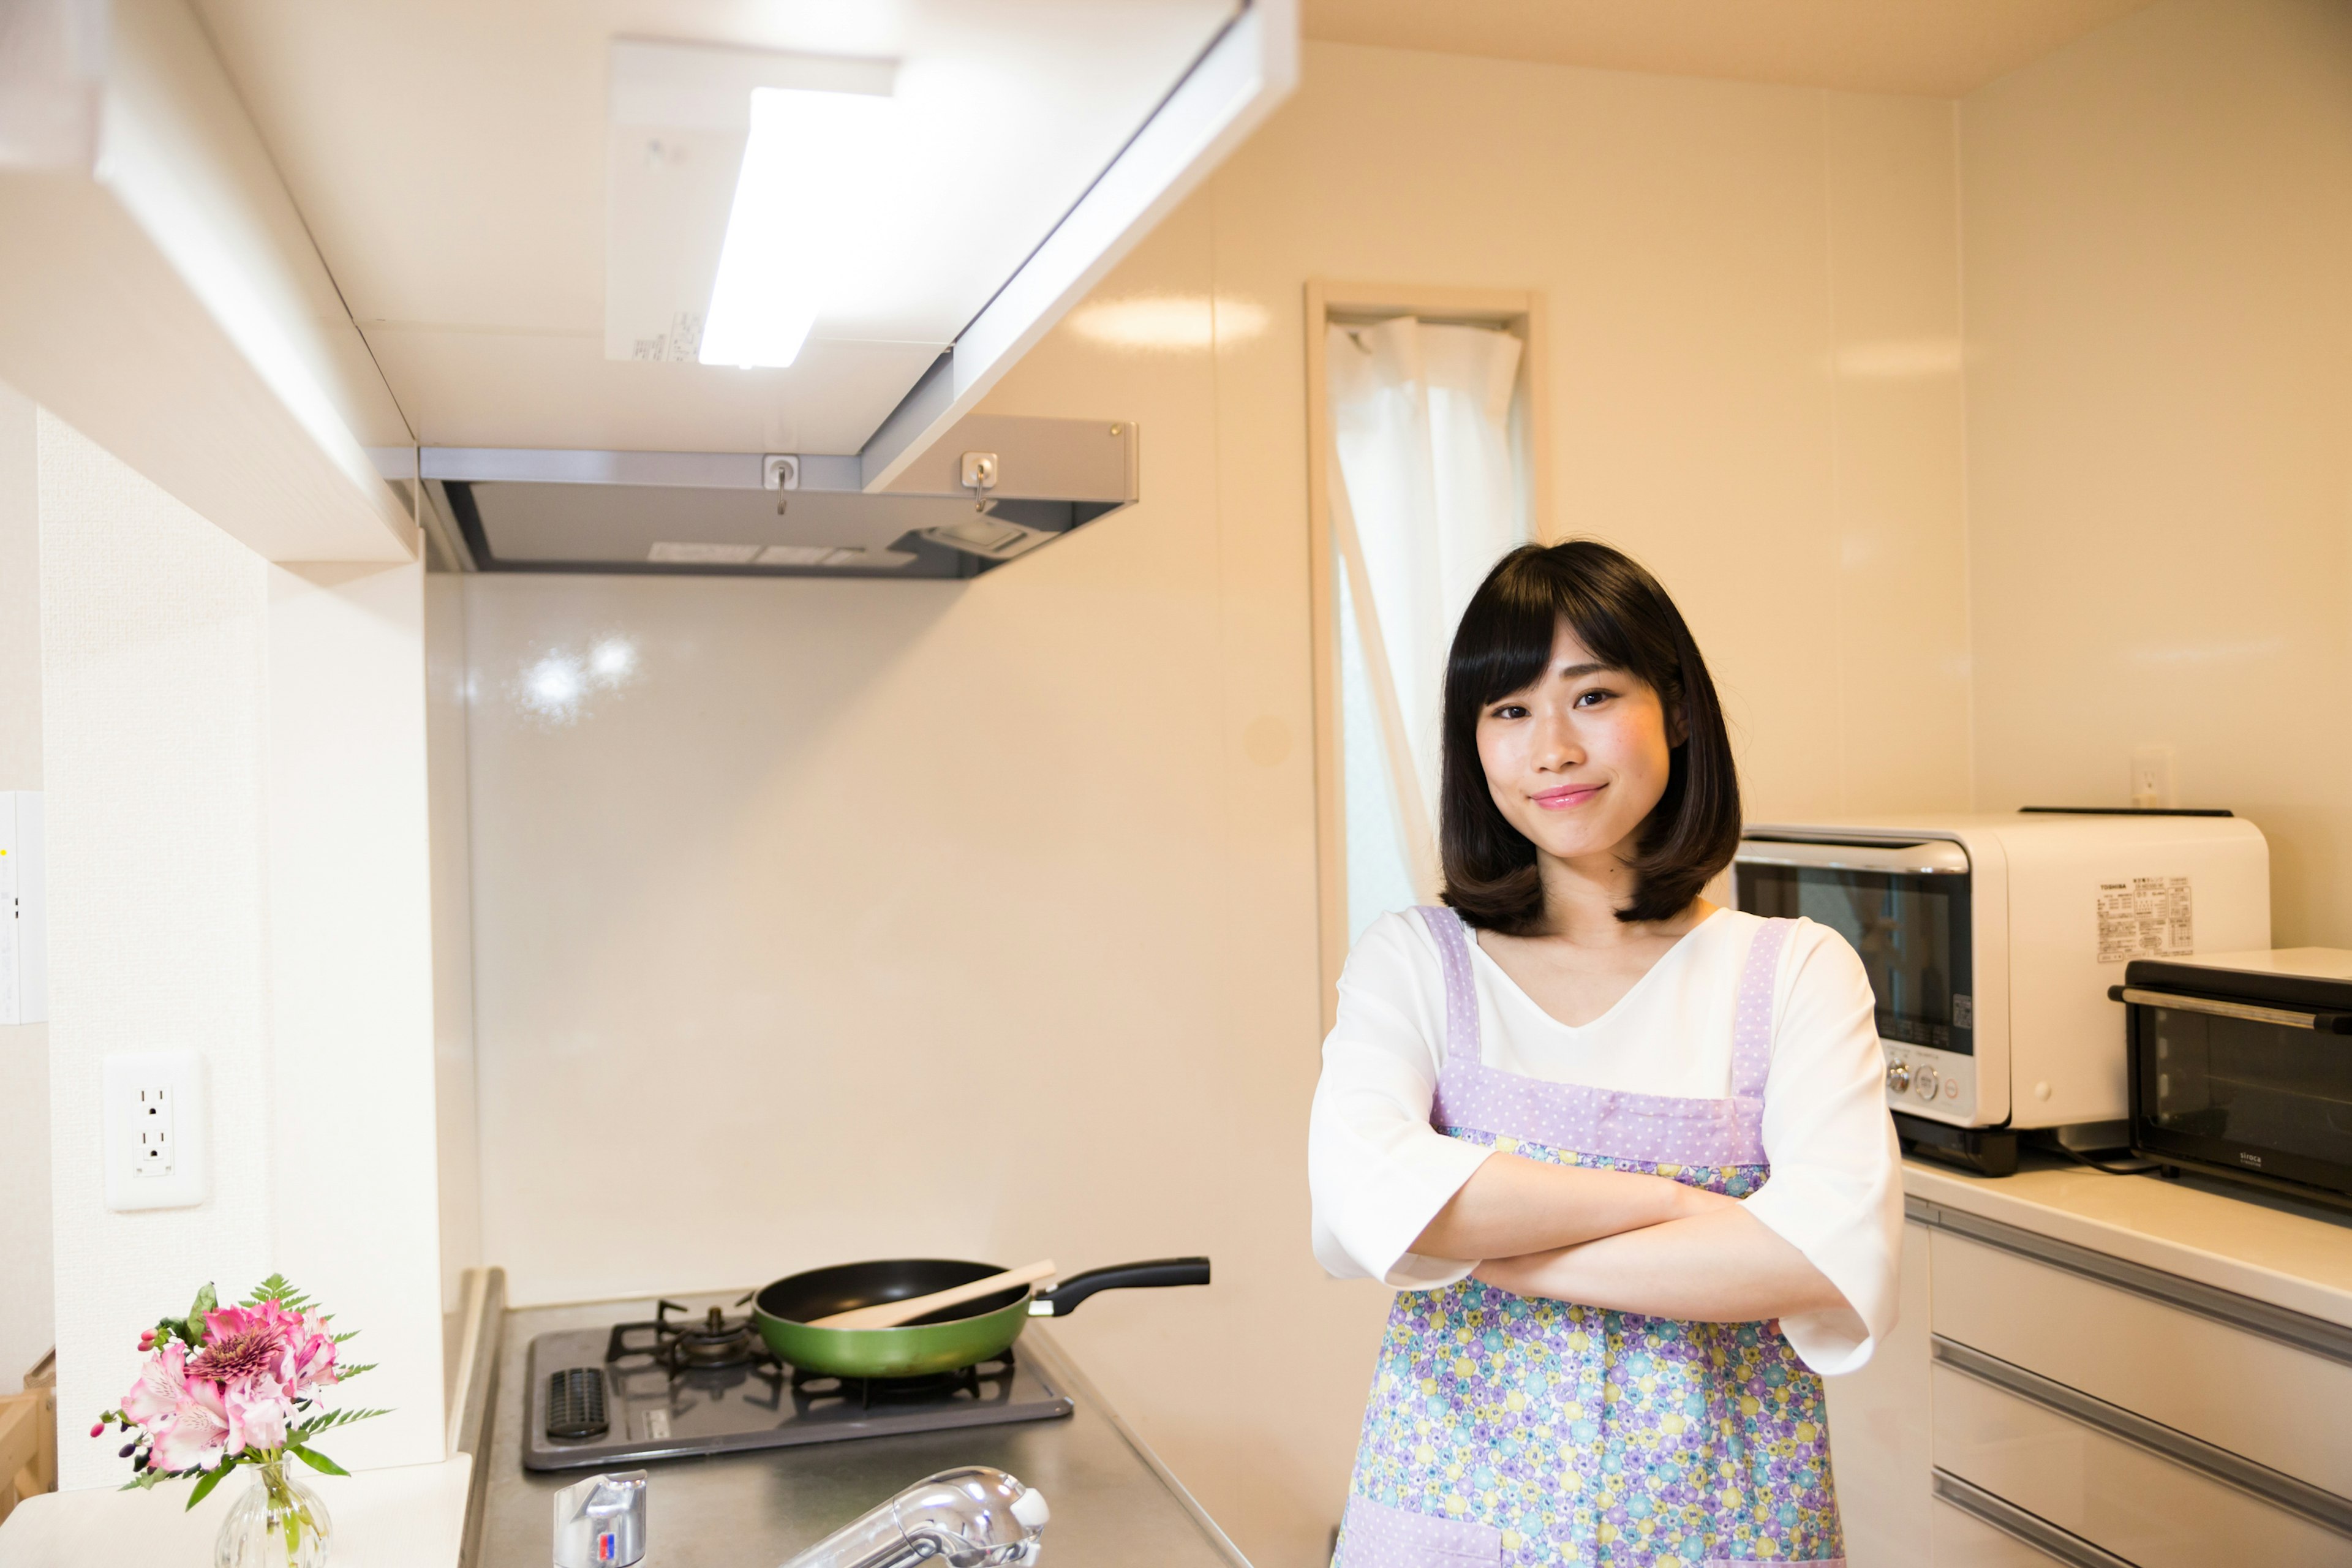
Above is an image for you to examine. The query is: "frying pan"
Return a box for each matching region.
[753,1256,1209,1379]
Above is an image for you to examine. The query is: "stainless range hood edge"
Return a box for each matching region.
[423,414,1136,581]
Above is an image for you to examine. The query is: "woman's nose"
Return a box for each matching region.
[1534,717,1584,771]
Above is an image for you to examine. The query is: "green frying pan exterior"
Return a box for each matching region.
[751,1258,1033,1379]
[755,1295,1032,1379]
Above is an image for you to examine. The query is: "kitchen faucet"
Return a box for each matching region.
[776,1467,1049,1568]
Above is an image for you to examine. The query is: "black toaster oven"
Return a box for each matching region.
[2118,948,2352,1209]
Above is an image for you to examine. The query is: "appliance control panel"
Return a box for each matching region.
[1882,1039,1975,1122]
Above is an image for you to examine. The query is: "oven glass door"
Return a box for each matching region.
[2133,1002,2352,1194]
[1736,863,1973,1057]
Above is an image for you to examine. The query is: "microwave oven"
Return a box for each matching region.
[2121,949,2352,1210]
[1733,811,2269,1171]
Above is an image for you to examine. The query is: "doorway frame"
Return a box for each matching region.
[1302,281,1554,1030]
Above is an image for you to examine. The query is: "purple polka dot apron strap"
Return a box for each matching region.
[1415,904,1483,1072]
[1731,916,1795,1106]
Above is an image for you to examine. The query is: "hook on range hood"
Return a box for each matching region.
[418,414,1136,581]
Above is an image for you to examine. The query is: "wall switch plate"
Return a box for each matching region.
[104,1050,209,1211]
[2130,745,2177,810]
[0,791,46,1025]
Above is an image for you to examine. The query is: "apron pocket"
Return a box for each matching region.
[1339,1495,1502,1566]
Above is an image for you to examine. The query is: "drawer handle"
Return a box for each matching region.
[1905,1197,2352,1368]
[2110,986,2352,1033]
[1932,1471,2139,1568]
[1933,1336,2352,1539]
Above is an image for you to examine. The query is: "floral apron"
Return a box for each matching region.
[1335,907,1843,1568]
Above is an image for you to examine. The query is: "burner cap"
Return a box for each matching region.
[606,1301,775,1373]
[671,1309,760,1367]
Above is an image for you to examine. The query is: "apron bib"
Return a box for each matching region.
[1335,908,1844,1568]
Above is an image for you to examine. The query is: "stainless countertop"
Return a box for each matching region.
[474,1292,1251,1568]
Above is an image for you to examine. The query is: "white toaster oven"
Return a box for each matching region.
[1733,813,2269,1155]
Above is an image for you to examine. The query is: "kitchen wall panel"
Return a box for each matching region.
[1961,0,2352,944]
[464,40,1977,1566]
[0,382,51,1401]
[425,573,481,1336]
[36,411,279,1488]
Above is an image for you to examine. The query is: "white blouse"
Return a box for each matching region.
[1307,906,1902,1375]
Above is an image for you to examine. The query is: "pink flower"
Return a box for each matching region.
[152,1380,232,1472]
[119,1321,314,1469]
[191,1302,337,1400]
[283,1311,339,1396]
[222,1374,290,1455]
[121,1341,190,1429]
[119,1344,238,1472]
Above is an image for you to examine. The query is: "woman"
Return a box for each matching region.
[1311,541,1900,1567]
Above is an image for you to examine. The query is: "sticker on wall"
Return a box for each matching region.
[2096,876,2193,963]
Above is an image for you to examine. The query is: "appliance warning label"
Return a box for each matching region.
[2097,876,2193,963]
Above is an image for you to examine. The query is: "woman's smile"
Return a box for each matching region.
[1529,782,1605,809]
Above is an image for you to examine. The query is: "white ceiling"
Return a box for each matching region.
[190,0,1240,453]
[1301,0,2159,97]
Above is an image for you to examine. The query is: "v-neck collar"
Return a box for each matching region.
[1467,905,1728,1034]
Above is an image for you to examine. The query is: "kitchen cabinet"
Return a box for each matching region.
[1833,1161,2352,1567]
[1825,1219,1935,1566]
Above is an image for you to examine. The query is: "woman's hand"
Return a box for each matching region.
[1410,1152,1741,1262]
[1472,1205,1854,1326]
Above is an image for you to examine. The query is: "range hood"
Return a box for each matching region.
[420,415,1135,581]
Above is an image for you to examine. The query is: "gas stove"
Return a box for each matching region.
[522,1295,1076,1471]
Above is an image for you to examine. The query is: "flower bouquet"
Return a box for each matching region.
[91,1275,384,1566]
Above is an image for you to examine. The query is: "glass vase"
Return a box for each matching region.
[213,1458,333,1568]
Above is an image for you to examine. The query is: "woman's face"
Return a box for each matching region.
[1474,620,1678,868]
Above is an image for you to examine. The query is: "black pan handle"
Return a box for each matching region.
[1031,1257,1210,1317]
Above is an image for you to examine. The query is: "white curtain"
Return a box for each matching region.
[1327,317,1526,940]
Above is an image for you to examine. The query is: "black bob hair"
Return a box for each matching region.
[1438,540,1741,933]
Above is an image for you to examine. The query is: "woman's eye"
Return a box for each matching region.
[1574,689,1615,708]
[1490,704,1529,720]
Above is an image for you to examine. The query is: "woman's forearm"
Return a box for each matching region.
[1411,1152,1735,1261]
[1472,1205,1850,1324]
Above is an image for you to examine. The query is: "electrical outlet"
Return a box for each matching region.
[133,1082,175,1176]
[104,1050,209,1211]
[2131,745,2177,810]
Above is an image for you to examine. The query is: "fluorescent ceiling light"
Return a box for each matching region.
[699,82,897,370]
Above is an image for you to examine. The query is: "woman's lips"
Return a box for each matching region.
[1529,783,1603,810]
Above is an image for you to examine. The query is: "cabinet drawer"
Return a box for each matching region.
[1930,1226,2352,1499]
[1931,1492,2105,1568]
[1932,1354,2352,1568]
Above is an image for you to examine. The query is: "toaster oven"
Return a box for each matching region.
[2121,949,2352,1209]
[1734,811,2270,1172]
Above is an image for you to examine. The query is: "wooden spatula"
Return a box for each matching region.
[805,1259,1058,1332]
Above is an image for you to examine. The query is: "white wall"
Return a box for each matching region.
[0,382,52,1398]
[424,574,481,1353]
[39,413,446,1487]
[459,41,1975,1567]
[39,409,278,1488]
[260,559,447,1470]
[1960,0,2352,945]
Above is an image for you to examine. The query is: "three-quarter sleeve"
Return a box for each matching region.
[1308,913,1494,1288]
[1741,921,1905,1375]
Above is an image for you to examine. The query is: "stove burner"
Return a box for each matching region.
[790,1350,1018,1411]
[527,1311,1073,1470]
[606,1298,774,1373]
